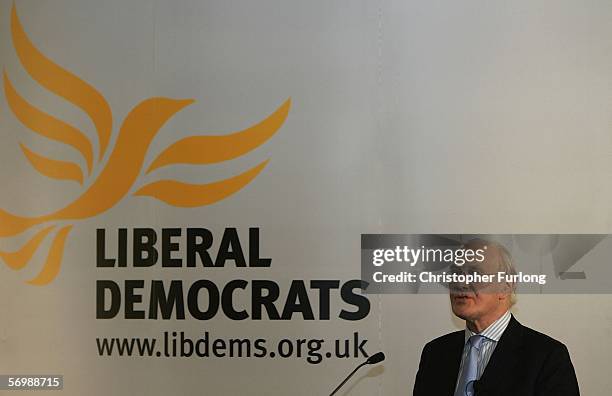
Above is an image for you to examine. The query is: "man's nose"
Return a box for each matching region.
[449,282,469,293]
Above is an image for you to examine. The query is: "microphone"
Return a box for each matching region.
[329,352,385,396]
[366,352,385,364]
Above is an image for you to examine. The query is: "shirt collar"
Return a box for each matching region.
[464,310,512,343]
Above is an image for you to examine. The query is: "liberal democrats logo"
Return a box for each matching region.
[0,4,290,285]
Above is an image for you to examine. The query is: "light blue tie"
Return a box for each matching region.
[454,335,486,396]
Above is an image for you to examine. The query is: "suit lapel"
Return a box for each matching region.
[475,315,524,393]
[440,331,466,394]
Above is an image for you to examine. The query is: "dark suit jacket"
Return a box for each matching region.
[413,315,580,396]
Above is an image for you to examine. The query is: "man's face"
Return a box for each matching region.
[449,247,507,322]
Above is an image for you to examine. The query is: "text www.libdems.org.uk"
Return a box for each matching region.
[96,331,369,365]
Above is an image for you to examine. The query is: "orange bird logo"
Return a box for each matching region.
[0,5,290,285]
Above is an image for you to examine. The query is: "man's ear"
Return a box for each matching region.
[500,281,513,298]
[498,286,511,301]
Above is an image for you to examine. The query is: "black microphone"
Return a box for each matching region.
[366,352,385,364]
[473,379,486,394]
[329,352,385,396]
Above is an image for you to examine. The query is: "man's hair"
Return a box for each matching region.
[464,238,518,306]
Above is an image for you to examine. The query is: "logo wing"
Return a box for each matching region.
[0,4,113,284]
[136,98,291,207]
[4,4,112,184]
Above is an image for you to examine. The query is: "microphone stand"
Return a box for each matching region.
[329,361,368,396]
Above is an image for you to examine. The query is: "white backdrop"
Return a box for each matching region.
[1,1,611,395]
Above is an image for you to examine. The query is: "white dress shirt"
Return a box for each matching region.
[454,310,512,392]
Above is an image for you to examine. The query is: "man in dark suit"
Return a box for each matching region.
[413,239,580,396]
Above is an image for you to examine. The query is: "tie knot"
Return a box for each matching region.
[468,334,485,349]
